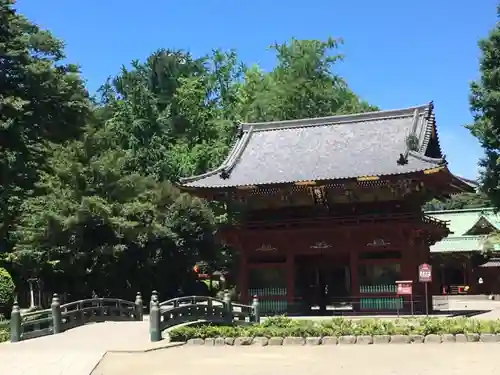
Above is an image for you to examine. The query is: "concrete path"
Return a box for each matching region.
[1,297,500,375]
[0,320,174,375]
[93,344,500,375]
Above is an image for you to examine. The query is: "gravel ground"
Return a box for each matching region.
[92,344,500,375]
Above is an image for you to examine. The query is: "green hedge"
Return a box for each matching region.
[0,320,9,343]
[0,268,15,318]
[169,316,500,342]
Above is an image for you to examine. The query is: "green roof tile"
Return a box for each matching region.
[425,208,500,253]
[429,235,486,253]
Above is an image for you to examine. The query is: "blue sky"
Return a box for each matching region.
[15,0,499,180]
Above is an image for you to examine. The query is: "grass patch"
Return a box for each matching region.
[168,316,500,342]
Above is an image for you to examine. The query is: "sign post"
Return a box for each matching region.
[418,263,432,316]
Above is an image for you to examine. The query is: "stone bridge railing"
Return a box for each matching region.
[8,291,260,343]
[149,291,260,342]
[10,293,144,342]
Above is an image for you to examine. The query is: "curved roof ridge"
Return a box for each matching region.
[241,104,430,132]
[425,207,495,214]
[441,234,488,239]
[179,127,253,183]
[455,176,479,189]
[407,150,445,165]
[418,102,444,158]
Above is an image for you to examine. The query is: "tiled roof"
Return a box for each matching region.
[479,258,500,267]
[427,208,500,253]
[426,208,500,235]
[181,103,447,188]
[430,235,487,253]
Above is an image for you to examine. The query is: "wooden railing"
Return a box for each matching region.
[60,298,139,331]
[10,293,144,342]
[18,308,53,340]
[159,296,228,331]
[149,292,260,342]
[9,291,259,343]
[232,301,258,323]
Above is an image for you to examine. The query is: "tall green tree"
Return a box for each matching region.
[100,49,243,180]
[11,49,240,297]
[0,0,90,255]
[11,35,377,300]
[468,6,500,208]
[238,38,377,123]
[12,138,217,299]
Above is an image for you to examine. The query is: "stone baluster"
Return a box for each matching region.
[10,301,21,342]
[223,290,232,323]
[149,293,161,342]
[135,292,143,321]
[51,293,62,334]
[150,290,158,312]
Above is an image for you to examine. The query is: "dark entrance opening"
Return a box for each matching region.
[294,254,351,315]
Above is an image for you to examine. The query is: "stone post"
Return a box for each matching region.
[251,295,260,323]
[134,292,143,321]
[149,296,161,342]
[10,301,21,342]
[150,290,158,312]
[51,293,62,334]
[223,290,232,323]
[28,278,36,309]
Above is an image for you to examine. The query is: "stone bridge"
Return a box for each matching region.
[0,292,258,375]
[0,318,178,375]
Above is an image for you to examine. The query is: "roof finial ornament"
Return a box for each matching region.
[220,169,230,180]
[235,122,244,138]
[426,101,434,119]
[397,153,408,165]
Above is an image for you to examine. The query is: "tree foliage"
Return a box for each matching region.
[238,38,377,122]
[2,0,376,300]
[0,267,15,317]
[465,6,500,254]
[423,192,491,211]
[0,0,90,255]
[468,6,500,208]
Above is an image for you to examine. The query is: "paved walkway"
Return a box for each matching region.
[0,320,173,375]
[1,298,500,375]
[93,344,500,375]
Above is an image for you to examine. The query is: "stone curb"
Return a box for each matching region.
[105,342,186,353]
[91,342,186,375]
[182,333,500,346]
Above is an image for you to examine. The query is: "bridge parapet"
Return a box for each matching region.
[10,292,143,342]
[150,293,260,342]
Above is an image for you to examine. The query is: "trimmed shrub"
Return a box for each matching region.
[0,268,15,318]
[0,319,9,343]
[168,317,500,342]
[0,328,8,343]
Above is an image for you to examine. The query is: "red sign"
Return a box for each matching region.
[418,263,432,283]
[396,280,413,295]
[397,283,413,295]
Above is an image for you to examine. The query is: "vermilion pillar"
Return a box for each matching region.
[286,253,295,305]
[238,250,249,303]
[401,241,416,281]
[349,249,359,297]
